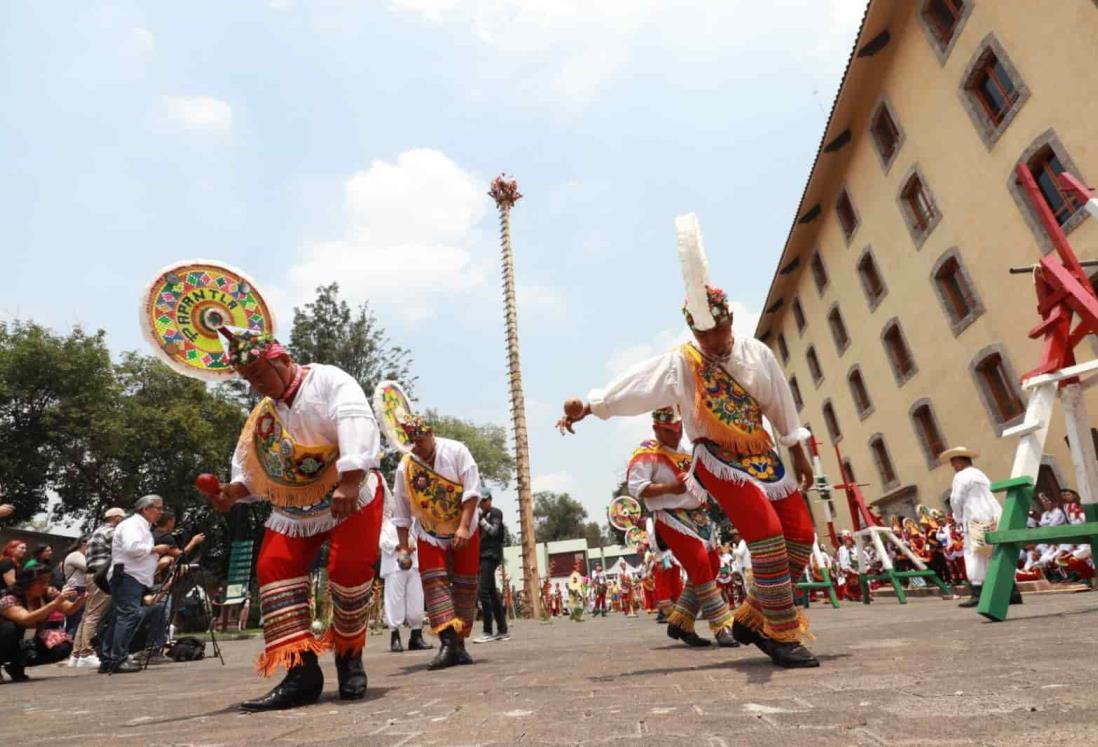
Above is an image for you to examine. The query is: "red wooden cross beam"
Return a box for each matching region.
[833,442,882,533]
[1014,164,1098,380]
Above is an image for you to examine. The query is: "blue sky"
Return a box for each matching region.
[1,0,865,531]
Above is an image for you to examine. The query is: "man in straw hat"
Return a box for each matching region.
[940,446,1021,608]
[391,415,484,670]
[207,329,384,710]
[627,407,739,649]
[558,214,819,668]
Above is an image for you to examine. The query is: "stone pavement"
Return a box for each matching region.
[4,590,1098,746]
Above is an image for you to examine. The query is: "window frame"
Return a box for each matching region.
[827,303,851,356]
[856,246,888,312]
[792,297,807,335]
[881,317,918,387]
[959,35,1029,148]
[969,344,1027,433]
[869,96,905,173]
[810,250,829,296]
[806,345,824,386]
[897,165,942,248]
[930,247,984,336]
[918,0,973,64]
[822,399,842,444]
[1008,130,1090,250]
[776,332,790,364]
[789,376,804,413]
[835,188,859,244]
[847,365,874,420]
[869,433,899,490]
[909,398,948,470]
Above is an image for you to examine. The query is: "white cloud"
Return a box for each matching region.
[121,26,156,57]
[390,0,459,24]
[517,283,567,320]
[159,95,233,133]
[531,471,577,494]
[287,148,488,322]
[269,0,292,9]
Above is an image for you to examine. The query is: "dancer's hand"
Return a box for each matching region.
[792,446,813,492]
[557,398,590,434]
[453,524,472,550]
[331,471,364,519]
[212,481,248,513]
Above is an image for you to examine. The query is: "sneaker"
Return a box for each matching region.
[472,634,497,644]
[76,655,101,669]
[494,631,511,641]
[62,657,78,667]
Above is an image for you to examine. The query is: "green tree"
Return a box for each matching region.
[425,409,515,487]
[289,282,414,397]
[533,491,591,542]
[0,322,115,521]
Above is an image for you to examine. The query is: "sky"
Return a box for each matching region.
[1,0,866,534]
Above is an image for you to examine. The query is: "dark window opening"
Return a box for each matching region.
[810,252,829,294]
[858,253,885,305]
[777,333,790,364]
[902,174,937,233]
[883,322,916,381]
[1027,146,1083,226]
[912,404,947,463]
[806,346,823,384]
[828,306,850,353]
[967,49,1019,127]
[871,104,901,162]
[822,401,841,442]
[975,352,1025,423]
[923,0,965,47]
[870,436,898,486]
[792,298,807,333]
[836,190,858,240]
[935,256,975,323]
[842,458,857,483]
[790,376,804,412]
[848,368,872,416]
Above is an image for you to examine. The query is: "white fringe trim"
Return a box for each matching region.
[654,510,719,551]
[687,445,798,503]
[412,522,479,550]
[265,471,381,538]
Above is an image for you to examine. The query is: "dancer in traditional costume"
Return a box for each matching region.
[836,531,861,602]
[379,515,431,653]
[591,563,609,617]
[210,330,384,710]
[626,407,738,648]
[391,416,483,670]
[558,214,819,668]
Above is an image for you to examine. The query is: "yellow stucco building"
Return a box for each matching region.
[756,0,1098,532]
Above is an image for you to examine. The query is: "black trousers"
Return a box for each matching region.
[0,620,72,672]
[477,555,507,635]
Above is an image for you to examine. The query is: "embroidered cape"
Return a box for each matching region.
[627,439,693,477]
[680,343,773,457]
[237,398,341,508]
[402,454,465,538]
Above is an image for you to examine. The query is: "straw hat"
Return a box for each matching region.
[939,446,979,463]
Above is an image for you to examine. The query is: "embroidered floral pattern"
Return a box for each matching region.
[403,457,464,538]
[240,398,340,508]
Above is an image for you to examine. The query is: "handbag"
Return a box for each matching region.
[966,519,997,556]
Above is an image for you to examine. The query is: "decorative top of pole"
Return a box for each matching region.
[489,173,522,210]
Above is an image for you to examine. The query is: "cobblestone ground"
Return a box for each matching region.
[4,590,1098,746]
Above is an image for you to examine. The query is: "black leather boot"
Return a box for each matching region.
[1009,585,1023,605]
[731,619,760,646]
[390,630,403,653]
[336,652,367,700]
[454,636,474,665]
[755,637,820,668]
[240,652,323,711]
[714,628,741,648]
[654,609,668,624]
[958,585,982,608]
[666,623,711,647]
[407,629,433,650]
[427,628,460,671]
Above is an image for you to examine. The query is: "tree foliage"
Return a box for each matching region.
[532,491,606,545]
[425,409,514,488]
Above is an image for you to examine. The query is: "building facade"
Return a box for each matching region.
[755,0,1098,534]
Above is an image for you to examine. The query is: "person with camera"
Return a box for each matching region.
[99,495,181,674]
[472,489,509,644]
[0,567,83,681]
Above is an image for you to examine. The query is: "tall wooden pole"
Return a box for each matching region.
[489,174,541,618]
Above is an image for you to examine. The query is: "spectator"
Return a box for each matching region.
[0,567,83,681]
[1,540,28,591]
[152,510,206,558]
[0,504,14,520]
[70,507,125,668]
[23,543,53,570]
[61,538,89,639]
[472,490,509,644]
[99,495,180,674]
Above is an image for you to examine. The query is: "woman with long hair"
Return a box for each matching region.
[1,540,28,590]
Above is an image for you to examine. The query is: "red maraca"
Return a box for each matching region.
[195,473,222,498]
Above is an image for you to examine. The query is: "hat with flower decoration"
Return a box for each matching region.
[399,414,433,440]
[651,407,682,426]
[676,213,731,331]
[218,327,286,369]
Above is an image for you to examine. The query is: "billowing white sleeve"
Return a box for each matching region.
[391,461,412,528]
[229,441,263,504]
[328,373,381,474]
[950,474,968,525]
[759,343,810,447]
[627,459,657,500]
[588,351,683,420]
[457,444,482,504]
[379,520,398,555]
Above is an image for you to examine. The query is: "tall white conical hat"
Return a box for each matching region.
[676,213,716,331]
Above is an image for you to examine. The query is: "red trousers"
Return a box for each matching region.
[694,458,815,643]
[642,585,655,612]
[656,520,734,633]
[255,486,383,675]
[653,563,683,611]
[417,531,480,638]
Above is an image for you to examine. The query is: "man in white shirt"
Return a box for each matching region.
[205,330,384,710]
[379,515,430,653]
[100,495,180,674]
[392,415,482,671]
[941,446,1021,609]
[627,408,738,649]
[557,214,818,669]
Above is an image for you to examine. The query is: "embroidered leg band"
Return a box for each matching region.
[451,573,479,638]
[733,534,808,644]
[256,576,327,676]
[328,579,372,655]
[668,584,701,632]
[421,567,462,635]
[695,579,734,633]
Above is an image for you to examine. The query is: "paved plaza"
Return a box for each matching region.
[4,590,1098,746]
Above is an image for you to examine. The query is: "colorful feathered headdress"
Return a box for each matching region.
[676,213,731,331]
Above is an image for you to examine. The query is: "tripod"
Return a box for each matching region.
[139,552,224,668]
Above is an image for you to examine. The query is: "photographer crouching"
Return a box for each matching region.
[0,567,83,681]
[99,495,181,674]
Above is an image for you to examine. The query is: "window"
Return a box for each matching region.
[932,250,983,334]
[810,251,828,294]
[789,376,804,412]
[836,190,858,241]
[911,400,947,468]
[827,305,850,354]
[870,101,902,167]
[1036,462,1063,502]
[870,434,898,487]
[882,320,917,384]
[847,366,873,418]
[857,249,887,310]
[1027,146,1083,227]
[923,0,965,48]
[822,400,841,443]
[806,346,823,384]
[841,458,856,484]
[792,297,807,333]
[961,37,1028,146]
[969,49,1018,127]
[899,170,940,243]
[973,350,1025,424]
[777,333,790,364]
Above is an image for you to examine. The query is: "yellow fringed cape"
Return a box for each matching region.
[402,454,465,538]
[680,343,773,457]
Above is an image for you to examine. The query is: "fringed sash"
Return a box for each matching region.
[680,343,773,456]
[237,398,341,509]
[627,439,693,476]
[402,454,464,539]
